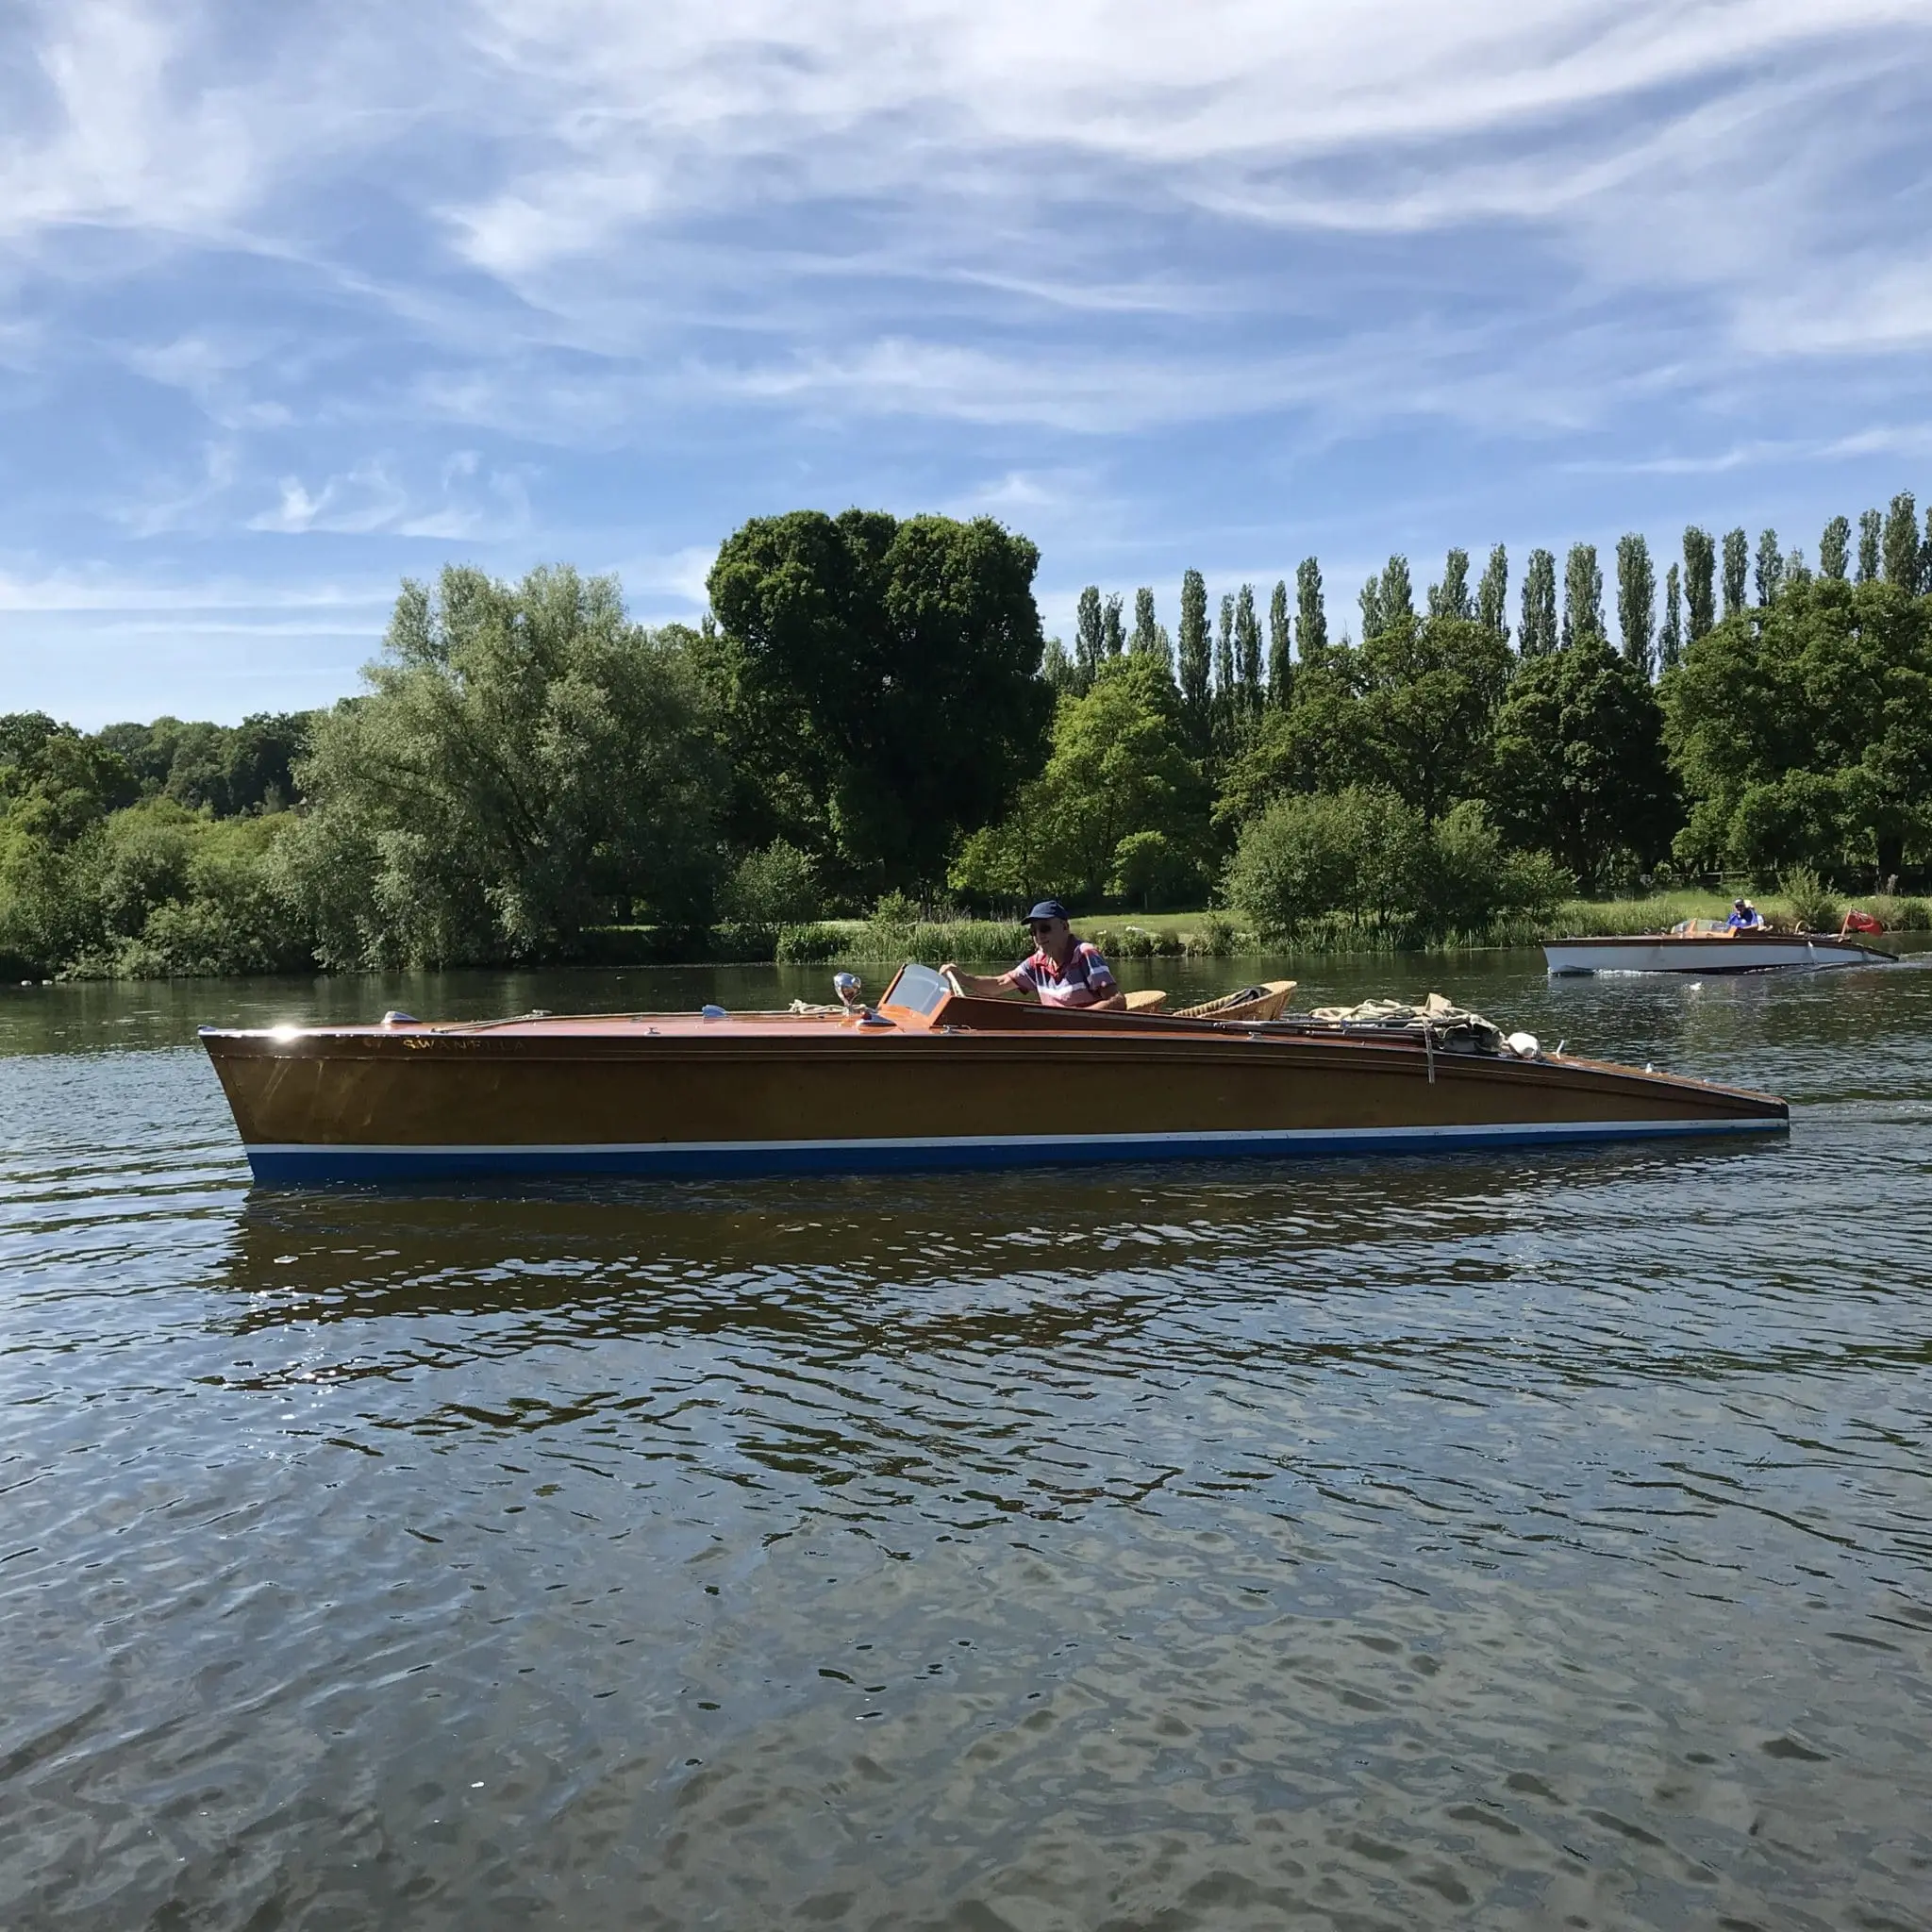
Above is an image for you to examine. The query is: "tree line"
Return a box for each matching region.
[3,495,1929,975]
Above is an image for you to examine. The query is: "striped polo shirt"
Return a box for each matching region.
[1003,941,1118,1008]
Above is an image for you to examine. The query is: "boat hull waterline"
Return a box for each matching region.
[201,971,1789,1185]
[1544,933,1897,974]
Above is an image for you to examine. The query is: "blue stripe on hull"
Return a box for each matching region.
[243,1116,1786,1184]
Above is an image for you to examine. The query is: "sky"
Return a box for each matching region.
[4,0,1932,726]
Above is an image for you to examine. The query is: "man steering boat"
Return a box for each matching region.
[942,900,1125,1011]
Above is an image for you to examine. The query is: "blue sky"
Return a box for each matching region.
[4,0,1931,726]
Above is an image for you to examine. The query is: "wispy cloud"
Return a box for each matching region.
[2,0,1930,720]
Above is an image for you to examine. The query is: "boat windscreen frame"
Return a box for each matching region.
[877,961,955,1023]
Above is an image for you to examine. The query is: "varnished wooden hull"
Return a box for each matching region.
[200,1011,1789,1184]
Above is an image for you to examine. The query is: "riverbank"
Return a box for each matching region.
[575,888,1932,970]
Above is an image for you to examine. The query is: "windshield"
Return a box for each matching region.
[880,962,952,1017]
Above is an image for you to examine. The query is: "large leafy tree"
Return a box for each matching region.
[951,656,1208,907]
[707,509,1050,895]
[283,565,727,966]
[1663,575,1932,881]
[1485,636,1677,887]
[1217,613,1510,828]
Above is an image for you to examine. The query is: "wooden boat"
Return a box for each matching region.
[200,963,1788,1185]
[1544,926,1897,974]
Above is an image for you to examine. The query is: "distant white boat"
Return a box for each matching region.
[1545,927,1898,975]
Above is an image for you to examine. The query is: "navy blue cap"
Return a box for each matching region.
[1025,899,1071,923]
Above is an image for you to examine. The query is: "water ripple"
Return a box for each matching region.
[3,956,1931,1929]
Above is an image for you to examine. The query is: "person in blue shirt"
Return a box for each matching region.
[1726,898,1765,931]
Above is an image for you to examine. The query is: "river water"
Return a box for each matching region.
[4,950,1931,1931]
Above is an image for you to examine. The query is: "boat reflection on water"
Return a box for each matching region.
[199,961,1788,1187]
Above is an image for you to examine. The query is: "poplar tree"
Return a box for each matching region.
[1820,515,1851,581]
[1429,547,1473,620]
[1357,575,1385,643]
[1267,579,1292,707]
[1923,507,1932,591]
[1721,529,1748,619]
[1233,583,1263,712]
[1783,546,1810,592]
[1177,569,1211,736]
[1101,591,1125,658]
[1882,491,1921,591]
[1476,544,1508,643]
[1754,529,1782,606]
[1659,562,1682,673]
[1562,542,1603,646]
[1215,591,1236,713]
[1379,555,1414,628]
[1857,508,1882,582]
[1520,548,1557,656]
[1683,527,1716,639]
[1615,533,1655,673]
[1074,585,1103,690]
[1295,558,1327,659]
[1129,586,1161,660]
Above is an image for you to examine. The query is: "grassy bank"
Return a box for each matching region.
[575,889,1931,973]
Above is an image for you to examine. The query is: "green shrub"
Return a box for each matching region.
[721,840,823,924]
[1224,786,1428,939]
[1182,913,1241,958]
[1779,865,1842,934]
[775,922,842,962]
[706,920,778,961]
[1869,894,1932,931]
[1225,788,1571,946]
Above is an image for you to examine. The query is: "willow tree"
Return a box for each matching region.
[283,565,727,966]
